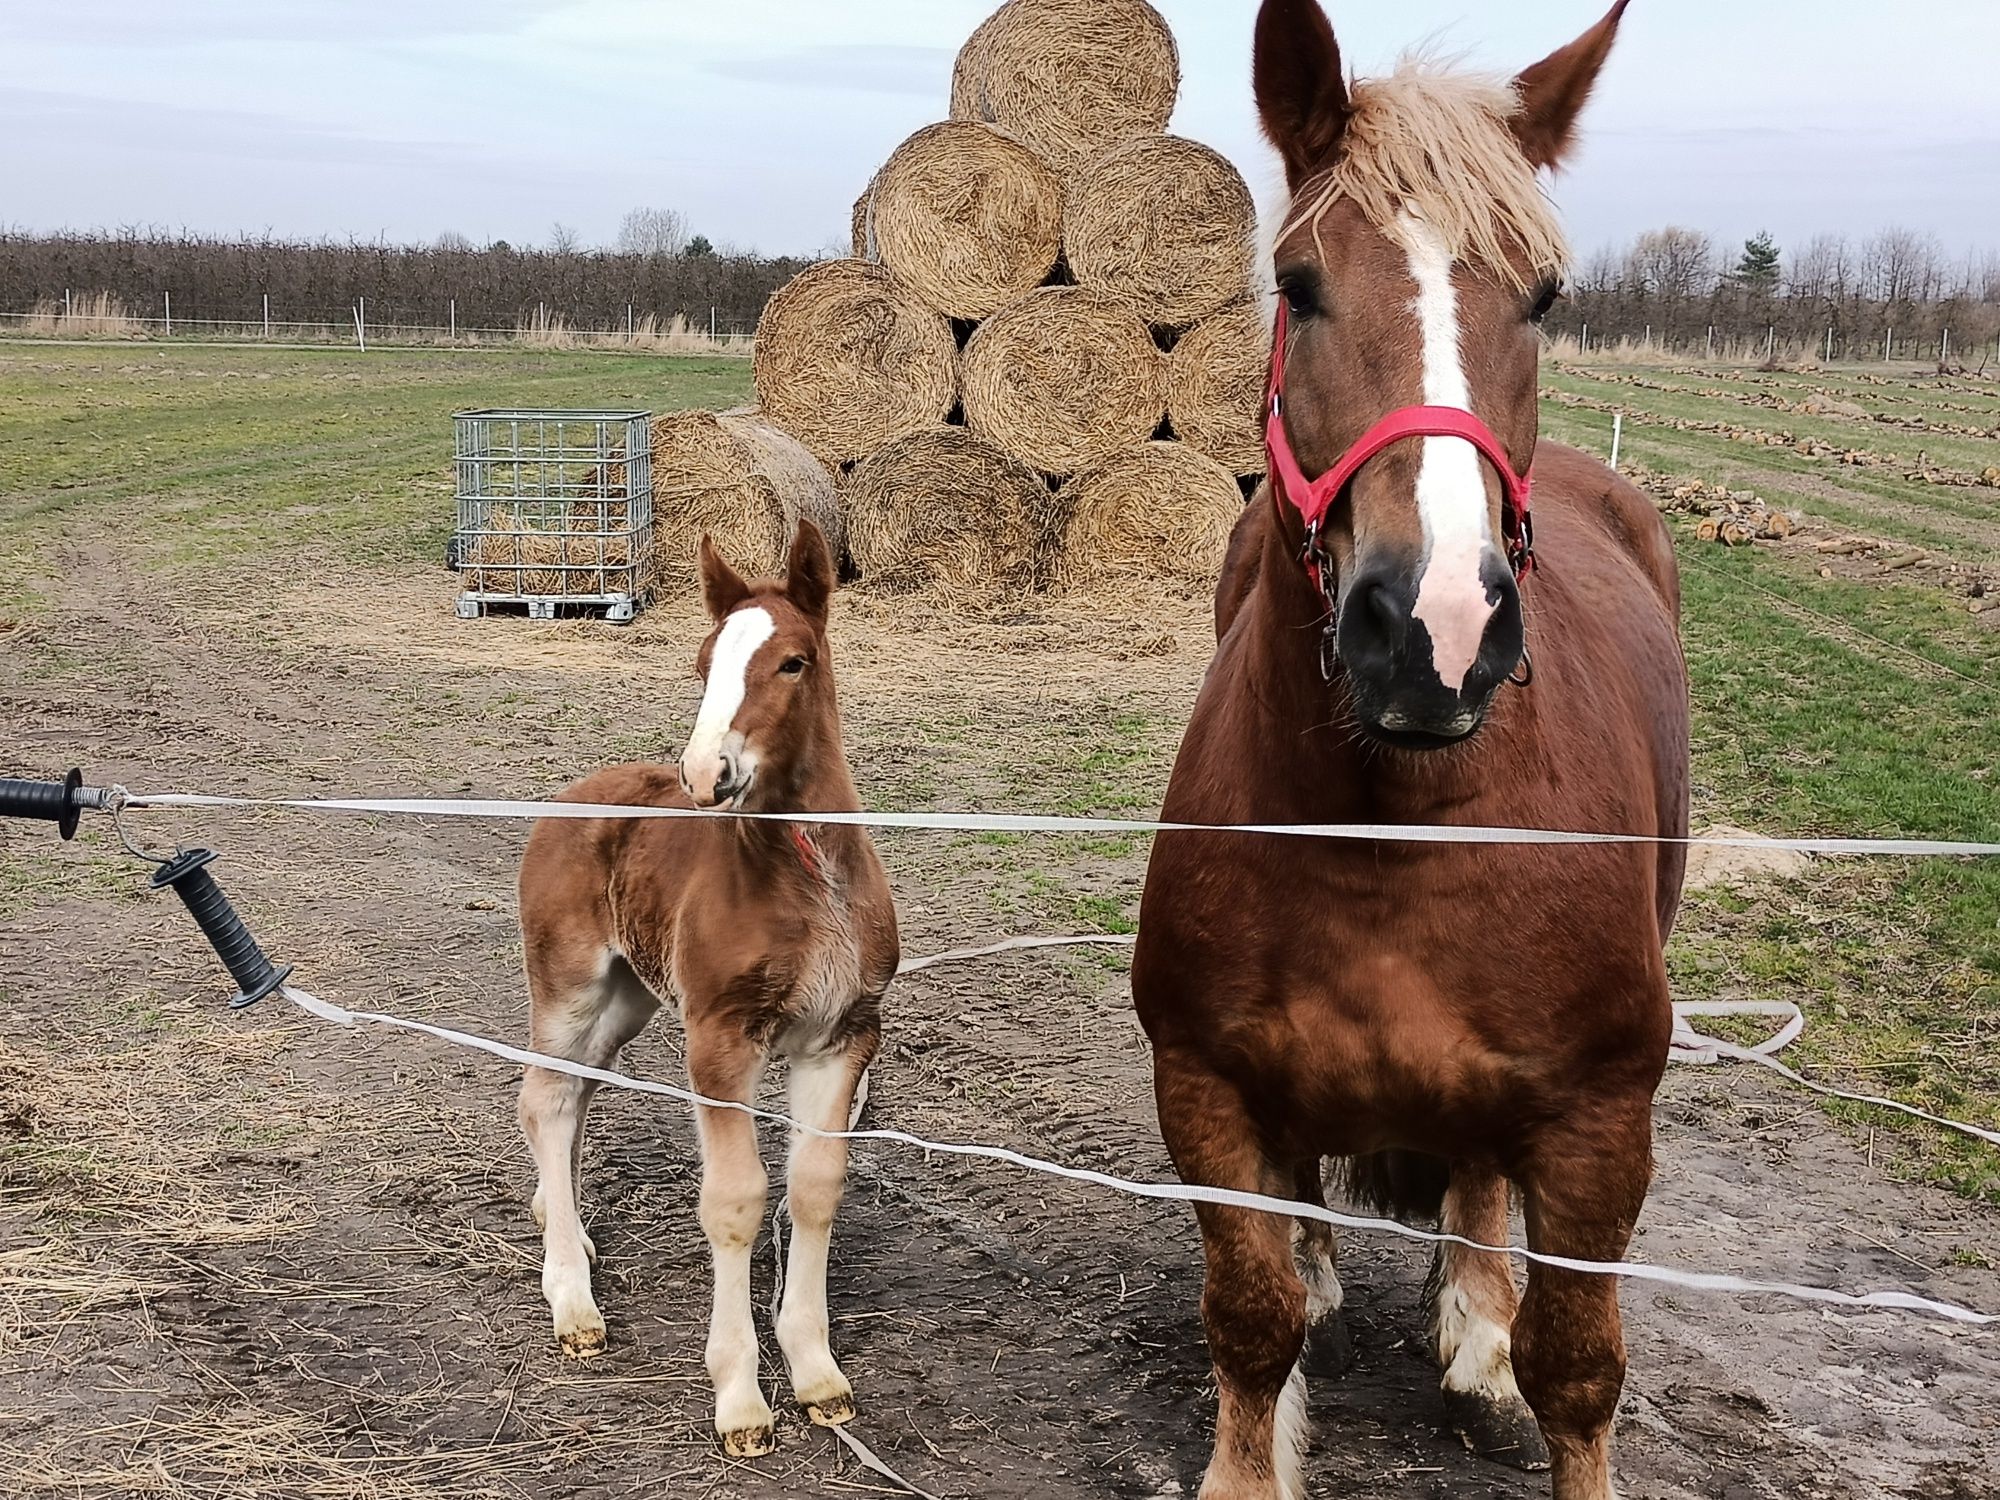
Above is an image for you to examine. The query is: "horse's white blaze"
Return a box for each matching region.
[1437,1283,1524,1402]
[1398,209,1497,696]
[681,606,775,801]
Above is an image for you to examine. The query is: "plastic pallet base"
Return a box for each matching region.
[456,593,640,624]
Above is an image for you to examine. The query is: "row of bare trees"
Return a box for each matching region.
[0,214,806,333]
[1548,226,2000,362]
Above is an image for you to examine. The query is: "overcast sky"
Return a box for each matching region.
[4,1,1996,265]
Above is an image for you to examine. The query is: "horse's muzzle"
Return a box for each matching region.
[1335,550,1524,747]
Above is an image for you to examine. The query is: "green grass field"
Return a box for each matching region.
[2,341,1996,1201]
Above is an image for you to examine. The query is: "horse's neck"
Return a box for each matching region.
[731,716,868,882]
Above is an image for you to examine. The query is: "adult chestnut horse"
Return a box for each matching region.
[517,522,898,1457]
[1131,5,1686,1499]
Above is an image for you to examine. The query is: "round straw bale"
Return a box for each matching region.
[1065,135,1257,326]
[1168,300,1270,475]
[1055,441,1242,593]
[849,182,873,258]
[867,121,1062,320]
[950,0,1179,177]
[960,286,1165,475]
[844,428,1056,602]
[648,408,844,585]
[752,259,958,465]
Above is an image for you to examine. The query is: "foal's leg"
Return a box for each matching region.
[520,955,656,1357]
[689,1024,775,1457]
[1430,1166,1545,1467]
[1291,1159,1351,1373]
[775,1030,876,1426]
[1157,1057,1309,1500]
[1512,1107,1653,1500]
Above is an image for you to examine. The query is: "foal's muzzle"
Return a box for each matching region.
[1336,548,1525,747]
[679,742,752,809]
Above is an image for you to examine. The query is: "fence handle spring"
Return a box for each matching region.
[150,849,292,1009]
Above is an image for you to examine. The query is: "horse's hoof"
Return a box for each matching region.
[1443,1388,1549,1470]
[1302,1307,1355,1377]
[806,1393,857,1427]
[721,1423,776,1458]
[558,1325,607,1360]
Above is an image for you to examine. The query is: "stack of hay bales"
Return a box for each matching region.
[796,0,1264,601]
[656,0,1265,607]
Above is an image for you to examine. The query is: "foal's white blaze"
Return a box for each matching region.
[681,606,775,802]
[1398,209,1498,696]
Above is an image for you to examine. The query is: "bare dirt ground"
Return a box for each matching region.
[4,548,1998,1499]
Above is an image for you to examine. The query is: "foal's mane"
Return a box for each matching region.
[1282,56,1569,289]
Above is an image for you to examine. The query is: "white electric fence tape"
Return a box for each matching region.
[117,787,1999,1323]
[276,977,1998,1327]
[127,790,2000,858]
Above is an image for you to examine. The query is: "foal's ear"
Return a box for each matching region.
[698,535,753,621]
[1511,0,1628,171]
[1254,0,1351,190]
[785,519,836,624]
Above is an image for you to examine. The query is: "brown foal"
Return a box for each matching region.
[516,521,898,1456]
[1133,5,1688,1499]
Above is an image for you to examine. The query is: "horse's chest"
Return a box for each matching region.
[774,916,866,1055]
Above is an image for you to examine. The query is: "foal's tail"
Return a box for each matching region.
[1335,1150,1449,1223]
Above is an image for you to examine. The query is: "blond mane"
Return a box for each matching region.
[1282,57,1569,288]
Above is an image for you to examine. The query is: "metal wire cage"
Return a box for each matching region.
[452,409,653,622]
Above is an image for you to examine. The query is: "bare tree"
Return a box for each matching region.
[615,207,690,258]
[547,222,583,254]
[1860,227,1944,305]
[1787,233,1850,302]
[1624,227,1716,300]
[434,229,475,252]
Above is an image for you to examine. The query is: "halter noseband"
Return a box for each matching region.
[1264,300,1535,595]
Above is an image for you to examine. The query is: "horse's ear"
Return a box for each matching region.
[1511,0,1628,171]
[1254,0,1351,190]
[698,535,753,621]
[785,520,835,624]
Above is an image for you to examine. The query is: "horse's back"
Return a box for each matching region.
[1530,440,1680,622]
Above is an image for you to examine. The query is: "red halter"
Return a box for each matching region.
[1264,300,1535,592]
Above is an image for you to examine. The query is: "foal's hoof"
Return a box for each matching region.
[720,1422,777,1458]
[805,1392,857,1427]
[557,1323,608,1360]
[1444,1388,1549,1470]
[1302,1307,1355,1377]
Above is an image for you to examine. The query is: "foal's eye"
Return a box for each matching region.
[778,656,808,676]
[1528,278,1564,324]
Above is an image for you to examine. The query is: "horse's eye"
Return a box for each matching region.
[1280,278,1319,319]
[778,656,808,676]
[1529,279,1564,324]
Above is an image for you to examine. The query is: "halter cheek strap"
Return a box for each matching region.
[1264,300,1535,591]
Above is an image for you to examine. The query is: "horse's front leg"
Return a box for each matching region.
[1157,1052,1309,1500]
[1513,1101,1653,1500]
[688,1024,774,1457]
[775,1026,877,1427]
